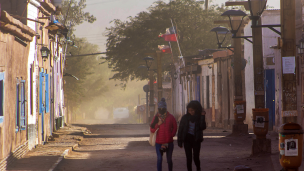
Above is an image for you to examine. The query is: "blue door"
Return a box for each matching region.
[265,69,275,131]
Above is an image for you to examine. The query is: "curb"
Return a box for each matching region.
[48,149,69,171]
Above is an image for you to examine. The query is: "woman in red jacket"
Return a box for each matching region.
[150,98,177,171]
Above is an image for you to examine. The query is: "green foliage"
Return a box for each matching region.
[64,38,108,107]
[105,0,231,81]
[60,0,96,34]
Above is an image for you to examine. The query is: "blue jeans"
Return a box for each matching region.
[155,142,174,171]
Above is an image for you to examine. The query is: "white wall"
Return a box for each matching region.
[27,2,38,125]
[244,10,281,130]
[261,10,281,131]
[198,58,214,109]
[244,20,255,129]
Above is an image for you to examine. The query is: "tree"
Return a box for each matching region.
[105,0,230,81]
[60,0,96,34]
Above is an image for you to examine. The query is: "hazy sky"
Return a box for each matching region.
[74,0,280,52]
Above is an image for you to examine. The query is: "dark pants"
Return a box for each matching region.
[155,142,174,171]
[184,134,201,171]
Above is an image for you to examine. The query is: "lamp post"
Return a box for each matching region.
[140,56,154,124]
[224,0,271,155]
[214,9,249,133]
[156,51,163,103]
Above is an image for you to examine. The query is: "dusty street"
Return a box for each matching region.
[55,122,276,171]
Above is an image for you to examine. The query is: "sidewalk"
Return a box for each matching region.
[6,124,304,171]
[7,125,87,171]
[268,131,304,171]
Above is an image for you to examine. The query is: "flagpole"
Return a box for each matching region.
[168,41,175,66]
[170,19,184,66]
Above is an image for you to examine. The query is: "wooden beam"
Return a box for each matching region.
[225,1,250,10]
[12,15,45,25]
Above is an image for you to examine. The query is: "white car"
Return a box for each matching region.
[113,107,129,119]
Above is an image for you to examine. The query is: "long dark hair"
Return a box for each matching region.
[186,100,203,116]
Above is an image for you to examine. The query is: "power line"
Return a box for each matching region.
[66,52,107,58]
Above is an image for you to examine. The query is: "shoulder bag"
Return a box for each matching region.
[149,128,159,146]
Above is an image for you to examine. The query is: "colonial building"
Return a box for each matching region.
[0,0,66,168]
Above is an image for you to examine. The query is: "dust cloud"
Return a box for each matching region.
[71,78,148,125]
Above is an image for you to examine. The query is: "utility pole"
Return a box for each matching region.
[156,51,163,102]
[149,69,155,124]
[280,0,297,123]
[214,19,247,133]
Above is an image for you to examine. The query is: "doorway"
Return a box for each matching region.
[265,69,275,131]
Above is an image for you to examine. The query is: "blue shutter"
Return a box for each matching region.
[20,80,26,130]
[45,74,49,113]
[39,72,45,114]
[16,81,19,132]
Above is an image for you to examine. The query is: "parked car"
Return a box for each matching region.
[113,107,129,119]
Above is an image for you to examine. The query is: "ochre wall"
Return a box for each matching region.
[0,30,30,159]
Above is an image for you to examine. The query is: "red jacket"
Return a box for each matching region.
[150,112,177,144]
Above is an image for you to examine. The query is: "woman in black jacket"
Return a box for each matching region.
[177,100,206,171]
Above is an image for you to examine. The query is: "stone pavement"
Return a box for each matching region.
[5,124,304,171]
[6,125,87,171]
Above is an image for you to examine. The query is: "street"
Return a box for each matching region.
[54,123,275,171]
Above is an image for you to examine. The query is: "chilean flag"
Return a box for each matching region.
[158,45,172,53]
[158,26,177,42]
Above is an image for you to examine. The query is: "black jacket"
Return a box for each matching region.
[177,114,206,147]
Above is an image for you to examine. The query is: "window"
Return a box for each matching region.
[16,78,26,132]
[20,80,26,130]
[0,72,4,123]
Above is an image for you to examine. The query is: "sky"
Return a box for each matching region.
[74,0,280,52]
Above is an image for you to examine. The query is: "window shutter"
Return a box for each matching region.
[20,80,26,130]
[39,72,45,114]
[16,81,19,132]
[45,74,49,113]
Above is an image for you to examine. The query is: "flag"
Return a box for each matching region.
[158,26,177,42]
[158,45,171,53]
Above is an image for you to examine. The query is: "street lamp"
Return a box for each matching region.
[139,56,155,124]
[225,0,280,35]
[210,26,234,52]
[221,9,247,37]
[248,0,267,26]
[143,56,154,70]
[220,9,253,43]
[40,47,50,61]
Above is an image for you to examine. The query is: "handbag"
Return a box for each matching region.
[149,128,159,146]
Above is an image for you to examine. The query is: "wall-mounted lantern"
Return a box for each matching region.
[173,72,178,80]
[40,47,50,61]
[298,35,304,55]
